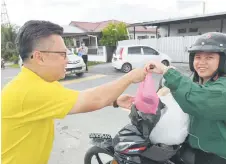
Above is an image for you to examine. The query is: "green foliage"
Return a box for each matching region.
[64,37,74,47]
[100,22,129,46]
[1,24,20,63]
[87,61,104,66]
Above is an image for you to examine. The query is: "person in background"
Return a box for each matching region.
[78,42,88,71]
[1,58,5,69]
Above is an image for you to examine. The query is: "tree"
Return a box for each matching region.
[100,22,129,46]
[1,24,20,63]
[63,37,74,48]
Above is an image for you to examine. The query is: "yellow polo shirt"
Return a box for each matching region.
[2,67,79,164]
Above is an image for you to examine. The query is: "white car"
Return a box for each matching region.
[19,49,86,77]
[65,49,86,76]
[112,45,172,73]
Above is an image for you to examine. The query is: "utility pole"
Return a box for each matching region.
[177,0,206,15]
[202,1,206,14]
[1,0,11,27]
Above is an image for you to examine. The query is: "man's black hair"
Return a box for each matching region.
[16,20,64,61]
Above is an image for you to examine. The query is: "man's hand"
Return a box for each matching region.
[117,94,135,109]
[127,67,148,83]
[145,61,168,74]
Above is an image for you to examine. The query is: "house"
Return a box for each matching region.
[127,26,157,39]
[128,11,226,37]
[62,20,157,48]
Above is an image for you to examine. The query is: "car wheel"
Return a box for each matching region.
[76,73,84,77]
[121,63,132,73]
[161,60,169,66]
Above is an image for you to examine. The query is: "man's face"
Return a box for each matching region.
[193,52,220,80]
[33,34,68,81]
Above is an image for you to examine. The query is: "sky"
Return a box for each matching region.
[3,0,226,27]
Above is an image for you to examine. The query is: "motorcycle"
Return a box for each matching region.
[84,134,183,164]
[84,78,195,164]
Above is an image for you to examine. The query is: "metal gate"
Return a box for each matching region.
[118,36,199,63]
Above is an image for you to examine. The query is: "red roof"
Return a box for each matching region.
[69,21,99,32]
[94,20,122,32]
[69,20,156,33]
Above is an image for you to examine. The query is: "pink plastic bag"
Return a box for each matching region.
[134,73,159,114]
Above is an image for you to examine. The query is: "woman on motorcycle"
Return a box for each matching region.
[145,32,226,164]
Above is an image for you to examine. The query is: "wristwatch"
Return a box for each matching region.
[113,100,119,108]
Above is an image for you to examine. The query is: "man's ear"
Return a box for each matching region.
[32,51,44,65]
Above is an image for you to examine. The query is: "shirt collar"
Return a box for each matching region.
[21,66,43,81]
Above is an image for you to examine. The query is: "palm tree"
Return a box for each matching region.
[1,24,19,63]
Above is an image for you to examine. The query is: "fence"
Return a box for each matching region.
[87,46,107,62]
[118,36,200,63]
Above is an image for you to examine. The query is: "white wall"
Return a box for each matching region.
[128,32,156,39]
[159,19,226,37]
[88,46,107,62]
[159,27,168,37]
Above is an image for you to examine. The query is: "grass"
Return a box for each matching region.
[87,61,105,66]
[9,64,19,68]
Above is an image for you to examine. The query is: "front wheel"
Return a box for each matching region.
[76,72,84,77]
[121,63,132,73]
[84,146,114,164]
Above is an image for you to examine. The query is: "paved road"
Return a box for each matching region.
[1,63,190,164]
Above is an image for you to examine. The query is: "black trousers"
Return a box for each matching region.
[174,142,226,164]
[82,55,88,71]
[194,149,226,164]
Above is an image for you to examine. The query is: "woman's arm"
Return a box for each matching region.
[163,68,226,120]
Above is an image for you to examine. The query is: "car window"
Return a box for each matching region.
[143,46,159,55]
[128,46,142,55]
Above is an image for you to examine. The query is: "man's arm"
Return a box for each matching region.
[69,68,146,114]
[77,47,82,52]
[85,47,88,55]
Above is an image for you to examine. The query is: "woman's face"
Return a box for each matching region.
[193,52,220,81]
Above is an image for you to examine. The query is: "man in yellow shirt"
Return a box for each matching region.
[2,20,148,164]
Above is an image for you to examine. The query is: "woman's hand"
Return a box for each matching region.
[145,61,169,74]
